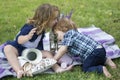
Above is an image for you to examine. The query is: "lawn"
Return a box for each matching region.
[0,0,120,80]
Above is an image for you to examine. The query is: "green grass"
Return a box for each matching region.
[0,0,120,80]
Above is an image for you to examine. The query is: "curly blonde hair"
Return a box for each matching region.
[28,3,60,35]
[53,18,77,33]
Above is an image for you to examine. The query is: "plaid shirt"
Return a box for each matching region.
[62,29,100,62]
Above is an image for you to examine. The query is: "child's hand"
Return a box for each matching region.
[27,28,37,40]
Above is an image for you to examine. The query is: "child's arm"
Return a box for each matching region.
[17,28,37,44]
[54,45,68,61]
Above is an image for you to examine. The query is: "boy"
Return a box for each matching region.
[53,18,117,78]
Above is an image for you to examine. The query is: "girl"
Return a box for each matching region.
[53,18,117,78]
[3,4,72,78]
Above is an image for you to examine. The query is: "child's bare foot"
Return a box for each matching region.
[105,58,117,69]
[103,66,112,78]
[23,62,33,77]
[17,69,24,79]
[56,65,73,73]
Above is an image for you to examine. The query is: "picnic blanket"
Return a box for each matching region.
[77,25,120,59]
[0,25,120,79]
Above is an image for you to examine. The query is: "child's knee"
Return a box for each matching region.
[4,45,11,50]
[4,45,16,51]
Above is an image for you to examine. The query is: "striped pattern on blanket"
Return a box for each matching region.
[77,25,120,59]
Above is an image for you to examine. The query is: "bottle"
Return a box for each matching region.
[59,13,64,19]
[49,30,55,52]
[43,32,50,51]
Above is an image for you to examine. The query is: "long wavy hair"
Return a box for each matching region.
[28,3,60,35]
[53,18,77,33]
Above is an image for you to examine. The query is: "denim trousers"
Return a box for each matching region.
[82,47,106,73]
